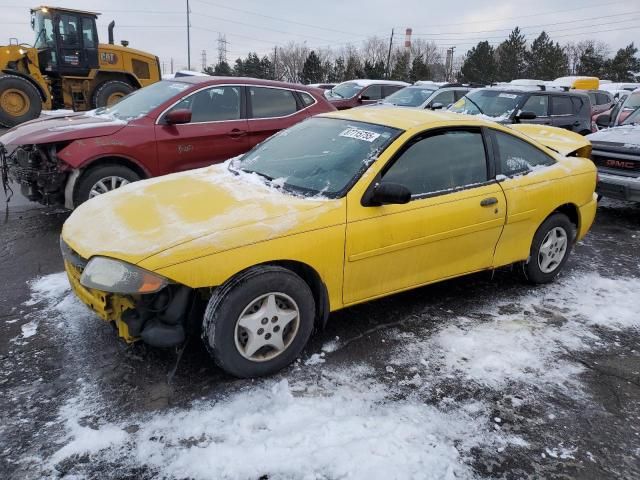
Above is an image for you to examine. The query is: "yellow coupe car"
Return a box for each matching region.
[60,108,597,377]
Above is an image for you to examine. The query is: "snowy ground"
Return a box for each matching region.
[1,199,640,479]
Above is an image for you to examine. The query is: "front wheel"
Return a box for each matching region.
[0,75,42,127]
[73,164,141,206]
[202,266,316,378]
[523,213,575,284]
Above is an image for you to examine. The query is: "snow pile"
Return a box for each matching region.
[391,271,640,392]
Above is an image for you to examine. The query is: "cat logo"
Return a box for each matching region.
[606,159,635,169]
[100,52,118,65]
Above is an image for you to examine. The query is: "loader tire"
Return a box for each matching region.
[0,75,42,128]
[92,80,134,109]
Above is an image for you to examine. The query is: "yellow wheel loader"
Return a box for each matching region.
[0,6,161,127]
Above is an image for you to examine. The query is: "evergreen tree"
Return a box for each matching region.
[526,32,568,80]
[242,53,262,78]
[364,60,386,79]
[390,52,410,82]
[233,58,244,76]
[460,41,496,84]
[495,27,527,81]
[409,55,430,82]
[259,56,274,79]
[606,43,640,81]
[332,57,346,82]
[301,51,324,84]
[212,61,232,76]
[344,54,363,80]
[577,45,607,77]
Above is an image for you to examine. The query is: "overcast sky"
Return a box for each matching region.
[2,0,638,72]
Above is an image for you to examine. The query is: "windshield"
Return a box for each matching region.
[233,117,401,197]
[94,81,191,121]
[328,82,364,99]
[449,89,525,118]
[382,86,436,107]
[32,10,55,49]
[622,107,640,125]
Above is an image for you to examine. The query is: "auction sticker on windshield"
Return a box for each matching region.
[339,127,381,142]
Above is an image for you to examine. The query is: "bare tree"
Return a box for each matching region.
[564,40,610,75]
[361,36,388,65]
[275,41,309,83]
[410,39,442,66]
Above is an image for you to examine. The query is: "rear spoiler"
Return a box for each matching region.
[508,124,592,158]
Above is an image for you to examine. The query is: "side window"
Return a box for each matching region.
[250,87,297,118]
[596,93,611,105]
[454,89,470,101]
[494,130,555,176]
[382,85,403,97]
[362,85,382,100]
[81,18,96,48]
[58,14,79,46]
[178,86,241,123]
[522,95,549,116]
[570,96,583,113]
[431,90,455,107]
[552,96,573,116]
[382,130,487,196]
[299,91,316,107]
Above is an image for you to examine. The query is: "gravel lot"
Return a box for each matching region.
[1,181,639,479]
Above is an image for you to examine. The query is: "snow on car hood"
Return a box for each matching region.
[61,162,345,271]
[0,111,128,146]
[587,125,640,148]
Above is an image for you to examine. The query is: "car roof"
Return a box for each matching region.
[339,79,411,87]
[319,106,490,131]
[167,76,317,91]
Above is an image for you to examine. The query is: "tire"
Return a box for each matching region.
[73,164,141,206]
[92,80,134,109]
[202,265,316,378]
[522,213,575,284]
[0,75,42,128]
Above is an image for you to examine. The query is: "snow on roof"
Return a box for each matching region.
[509,79,546,86]
[600,82,640,92]
[344,79,410,87]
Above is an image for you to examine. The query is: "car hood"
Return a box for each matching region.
[61,163,345,272]
[509,124,592,157]
[587,125,640,147]
[0,112,128,146]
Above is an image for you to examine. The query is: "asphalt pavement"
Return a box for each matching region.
[1,181,639,479]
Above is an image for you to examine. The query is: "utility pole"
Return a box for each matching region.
[201,50,207,71]
[171,57,174,74]
[186,0,191,70]
[273,46,278,80]
[385,28,394,79]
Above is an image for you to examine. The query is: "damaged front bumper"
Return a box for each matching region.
[61,238,201,348]
[1,142,68,205]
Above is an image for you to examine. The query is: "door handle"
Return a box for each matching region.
[228,129,247,138]
[480,197,498,207]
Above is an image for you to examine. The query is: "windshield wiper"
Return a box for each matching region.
[240,168,274,182]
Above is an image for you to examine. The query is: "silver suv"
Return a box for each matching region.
[374,82,473,110]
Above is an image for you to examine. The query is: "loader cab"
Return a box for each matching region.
[31,6,99,76]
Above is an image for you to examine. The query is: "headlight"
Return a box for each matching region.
[80,256,167,294]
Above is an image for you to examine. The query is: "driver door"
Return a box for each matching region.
[343,128,506,304]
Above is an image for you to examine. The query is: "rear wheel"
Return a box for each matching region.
[92,80,134,109]
[73,164,140,206]
[522,213,575,284]
[202,266,316,378]
[0,75,42,127]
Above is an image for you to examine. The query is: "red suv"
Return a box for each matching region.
[325,80,410,109]
[0,77,334,208]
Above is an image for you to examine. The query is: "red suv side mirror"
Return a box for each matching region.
[164,109,192,125]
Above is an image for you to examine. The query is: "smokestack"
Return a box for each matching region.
[108,21,115,45]
[404,28,412,50]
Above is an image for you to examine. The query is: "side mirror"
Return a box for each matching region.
[515,110,537,121]
[596,114,611,128]
[430,102,444,110]
[164,108,191,125]
[368,182,411,206]
[360,95,370,101]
